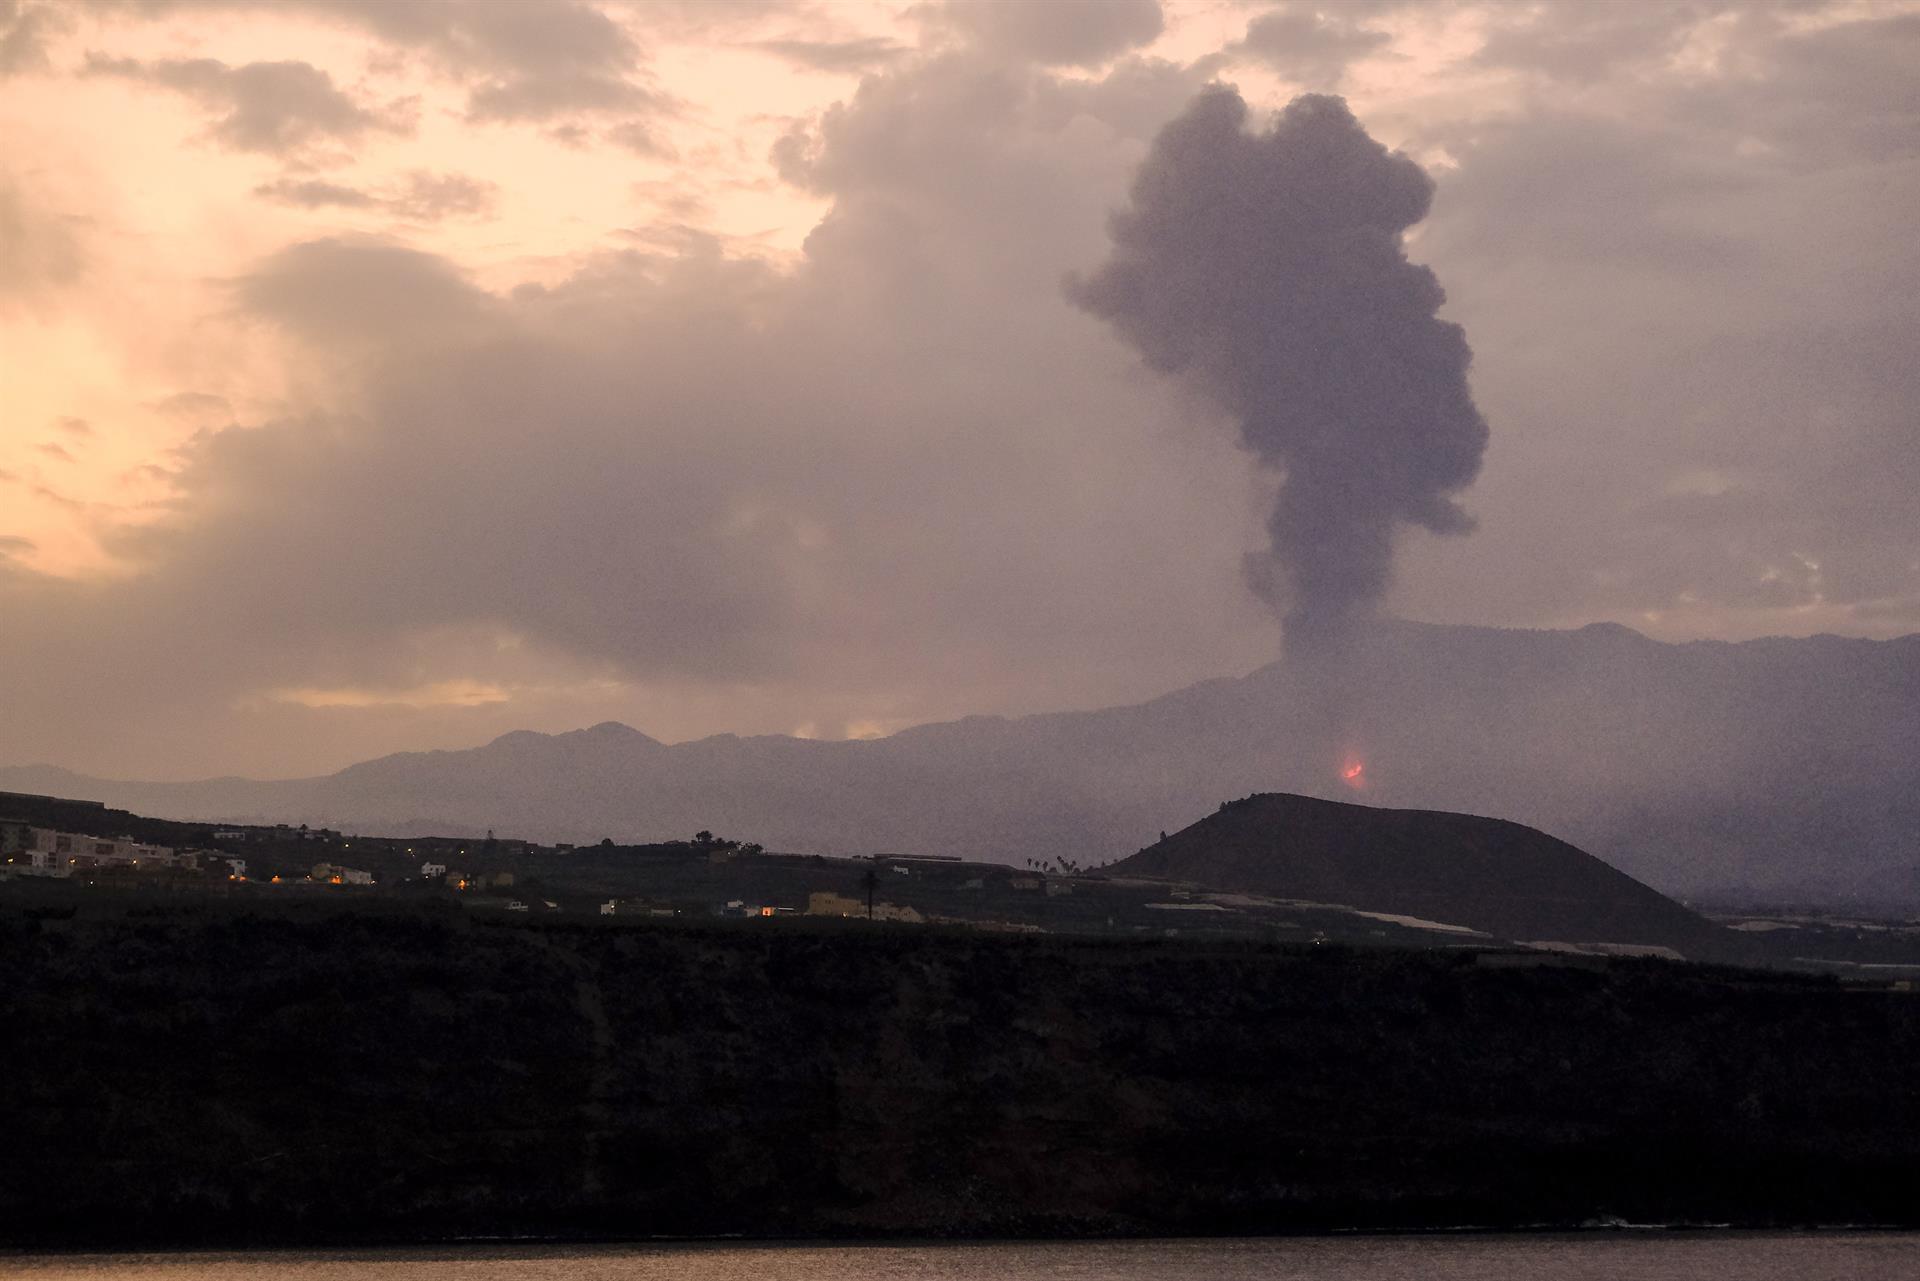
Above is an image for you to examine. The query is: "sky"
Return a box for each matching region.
[2,0,1917,781]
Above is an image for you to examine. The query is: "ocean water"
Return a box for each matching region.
[5,1234,1915,1280]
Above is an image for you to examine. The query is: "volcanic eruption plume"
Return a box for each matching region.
[1067,89,1488,653]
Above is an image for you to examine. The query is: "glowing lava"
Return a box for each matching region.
[1340,761,1366,787]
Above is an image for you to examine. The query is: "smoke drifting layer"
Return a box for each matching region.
[1068,89,1489,646]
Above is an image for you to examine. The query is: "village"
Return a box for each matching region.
[0,787,1450,945]
[0,800,1136,934]
[6,788,1918,982]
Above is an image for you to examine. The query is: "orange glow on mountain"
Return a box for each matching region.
[1341,761,1366,787]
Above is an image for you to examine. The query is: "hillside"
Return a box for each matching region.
[1111,793,1731,957]
[4,905,1917,1248]
[6,621,1918,908]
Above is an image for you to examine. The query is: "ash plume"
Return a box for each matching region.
[1068,89,1488,649]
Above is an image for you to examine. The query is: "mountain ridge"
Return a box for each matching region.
[6,619,1917,907]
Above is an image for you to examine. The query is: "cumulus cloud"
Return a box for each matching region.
[234,237,496,349]
[85,54,412,154]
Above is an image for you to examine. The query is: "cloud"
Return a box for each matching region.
[34,442,74,462]
[1233,4,1391,87]
[290,0,677,132]
[1473,0,1742,81]
[464,70,667,123]
[233,236,496,348]
[0,533,37,582]
[0,0,66,76]
[927,0,1164,67]
[109,252,810,688]
[267,679,510,710]
[389,170,498,220]
[602,119,675,158]
[0,175,83,307]
[253,176,381,210]
[314,0,641,81]
[90,0,675,132]
[2,50,1276,776]
[752,37,907,75]
[149,391,232,418]
[55,416,92,439]
[85,54,412,154]
[1380,7,1920,640]
[631,178,712,223]
[1690,10,1920,167]
[253,170,498,220]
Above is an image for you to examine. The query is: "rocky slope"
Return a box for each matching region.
[1111,792,1733,957]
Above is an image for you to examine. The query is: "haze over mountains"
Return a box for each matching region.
[6,620,1917,909]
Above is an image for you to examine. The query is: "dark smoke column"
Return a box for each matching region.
[1068,89,1488,650]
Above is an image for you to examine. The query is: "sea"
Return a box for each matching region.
[5,1234,1915,1280]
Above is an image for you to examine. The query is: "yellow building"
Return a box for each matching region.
[805,891,923,923]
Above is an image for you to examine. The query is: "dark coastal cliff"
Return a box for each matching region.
[4,904,1917,1248]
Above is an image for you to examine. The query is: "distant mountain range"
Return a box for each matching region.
[6,620,1917,908]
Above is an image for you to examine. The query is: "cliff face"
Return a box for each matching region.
[4,905,1916,1248]
[1110,793,1729,955]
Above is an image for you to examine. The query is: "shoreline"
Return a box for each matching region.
[9,1221,1920,1259]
